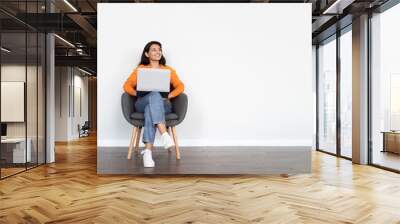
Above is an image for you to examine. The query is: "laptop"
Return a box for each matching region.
[136,68,171,94]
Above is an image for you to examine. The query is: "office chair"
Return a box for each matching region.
[78,121,90,138]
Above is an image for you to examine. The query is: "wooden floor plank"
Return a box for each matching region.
[0,135,400,223]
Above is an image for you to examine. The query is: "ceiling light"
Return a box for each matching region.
[63,0,78,12]
[54,34,75,48]
[78,67,93,76]
[322,0,354,15]
[1,47,11,53]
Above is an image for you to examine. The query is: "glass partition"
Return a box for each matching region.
[0,1,46,179]
[1,31,28,177]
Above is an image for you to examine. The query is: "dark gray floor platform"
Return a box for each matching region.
[97,146,311,175]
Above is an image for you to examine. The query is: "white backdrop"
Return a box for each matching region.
[98,3,312,147]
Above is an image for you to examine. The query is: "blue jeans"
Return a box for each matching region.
[135,91,172,144]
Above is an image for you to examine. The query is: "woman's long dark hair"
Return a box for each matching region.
[139,41,166,66]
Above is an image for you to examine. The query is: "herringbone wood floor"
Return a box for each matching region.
[1,135,400,224]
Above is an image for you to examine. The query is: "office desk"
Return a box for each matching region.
[381,131,400,154]
[1,138,31,163]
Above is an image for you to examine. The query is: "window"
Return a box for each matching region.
[339,28,352,158]
[318,36,337,154]
[370,3,400,171]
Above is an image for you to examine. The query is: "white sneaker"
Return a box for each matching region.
[161,132,175,150]
[142,149,155,168]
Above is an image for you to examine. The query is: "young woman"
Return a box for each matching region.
[123,41,184,168]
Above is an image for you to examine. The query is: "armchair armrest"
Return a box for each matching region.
[171,93,188,124]
[121,93,137,123]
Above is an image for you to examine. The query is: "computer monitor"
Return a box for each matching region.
[1,123,7,137]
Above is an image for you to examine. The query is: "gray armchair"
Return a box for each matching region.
[121,92,188,159]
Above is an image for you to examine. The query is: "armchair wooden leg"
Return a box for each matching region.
[171,126,181,160]
[127,127,137,160]
[134,127,142,153]
[168,127,173,152]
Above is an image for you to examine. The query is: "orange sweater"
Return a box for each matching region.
[123,64,184,98]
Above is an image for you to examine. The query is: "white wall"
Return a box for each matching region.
[71,72,89,138]
[55,67,89,141]
[98,3,313,147]
[55,67,69,141]
[1,65,38,138]
[1,64,46,163]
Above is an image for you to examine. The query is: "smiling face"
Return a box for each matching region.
[145,44,162,62]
